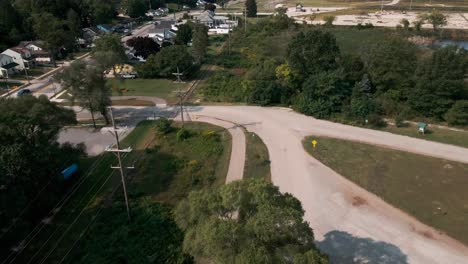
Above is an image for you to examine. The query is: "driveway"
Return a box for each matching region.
[186,105,468,264]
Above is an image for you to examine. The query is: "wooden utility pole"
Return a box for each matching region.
[173,67,186,127]
[106,107,133,223]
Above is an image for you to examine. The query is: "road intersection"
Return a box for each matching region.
[60,104,468,263]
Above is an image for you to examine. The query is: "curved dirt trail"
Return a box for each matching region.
[193,115,246,183]
[186,105,468,264]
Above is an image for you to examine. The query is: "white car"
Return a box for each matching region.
[121,73,137,79]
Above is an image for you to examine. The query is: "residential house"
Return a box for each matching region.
[97,24,114,33]
[18,41,52,64]
[193,10,229,28]
[1,47,31,70]
[148,20,177,45]
[0,54,18,77]
[82,27,100,43]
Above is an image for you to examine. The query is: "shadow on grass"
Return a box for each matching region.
[317,231,408,264]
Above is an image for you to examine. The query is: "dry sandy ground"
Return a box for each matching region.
[186,105,468,264]
[300,10,468,29]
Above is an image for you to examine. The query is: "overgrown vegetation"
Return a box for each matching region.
[200,17,468,127]
[303,135,468,245]
[244,131,271,181]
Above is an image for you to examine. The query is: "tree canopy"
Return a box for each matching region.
[137,45,194,78]
[0,96,83,248]
[245,0,257,17]
[127,37,160,59]
[175,179,329,263]
[77,199,192,264]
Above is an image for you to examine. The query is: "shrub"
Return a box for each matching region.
[176,128,191,141]
[367,114,387,128]
[445,100,468,126]
[156,117,172,134]
[395,114,406,128]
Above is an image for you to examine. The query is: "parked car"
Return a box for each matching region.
[17,89,31,96]
[121,73,137,79]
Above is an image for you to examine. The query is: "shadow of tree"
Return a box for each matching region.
[316,230,408,264]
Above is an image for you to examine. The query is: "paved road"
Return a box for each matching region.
[185,105,468,264]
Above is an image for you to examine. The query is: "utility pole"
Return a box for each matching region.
[173,67,185,126]
[244,8,247,33]
[228,21,231,54]
[172,67,183,83]
[106,107,133,223]
[380,0,384,12]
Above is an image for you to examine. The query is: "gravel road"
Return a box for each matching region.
[187,105,468,264]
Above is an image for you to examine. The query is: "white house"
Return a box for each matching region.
[0,54,18,77]
[1,48,31,70]
[194,10,229,28]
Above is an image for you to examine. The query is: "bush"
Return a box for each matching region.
[176,128,191,141]
[445,100,468,126]
[156,117,172,134]
[395,114,406,127]
[367,114,387,128]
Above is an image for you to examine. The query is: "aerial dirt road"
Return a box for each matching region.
[187,105,468,264]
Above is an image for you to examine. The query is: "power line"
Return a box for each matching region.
[1,155,106,264]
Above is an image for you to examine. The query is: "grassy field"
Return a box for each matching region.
[382,123,468,148]
[108,78,187,99]
[303,135,468,245]
[394,0,468,12]
[12,121,231,263]
[130,121,232,205]
[244,131,271,181]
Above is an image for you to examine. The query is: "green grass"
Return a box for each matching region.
[14,121,231,263]
[0,82,23,94]
[108,78,187,98]
[303,135,468,245]
[381,123,468,149]
[131,122,232,205]
[244,131,271,181]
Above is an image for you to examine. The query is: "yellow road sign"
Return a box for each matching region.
[311,140,317,148]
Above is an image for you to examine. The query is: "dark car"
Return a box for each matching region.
[17,89,31,96]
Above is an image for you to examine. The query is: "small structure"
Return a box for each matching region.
[418,122,428,134]
[296,4,304,12]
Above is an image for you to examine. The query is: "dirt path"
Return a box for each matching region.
[186,105,468,264]
[187,115,246,183]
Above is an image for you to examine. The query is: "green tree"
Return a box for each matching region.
[445,100,468,126]
[93,33,127,73]
[87,0,116,24]
[175,179,328,263]
[287,30,340,76]
[78,199,192,264]
[175,23,193,45]
[0,95,82,248]
[362,37,417,115]
[56,60,111,127]
[245,0,257,17]
[67,9,82,37]
[125,0,148,18]
[408,46,468,119]
[192,24,209,64]
[400,18,410,30]
[420,10,447,31]
[323,15,335,26]
[137,45,194,78]
[294,70,350,118]
[349,74,378,122]
[126,37,160,59]
[32,12,75,66]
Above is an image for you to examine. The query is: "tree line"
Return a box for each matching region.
[202,17,468,126]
